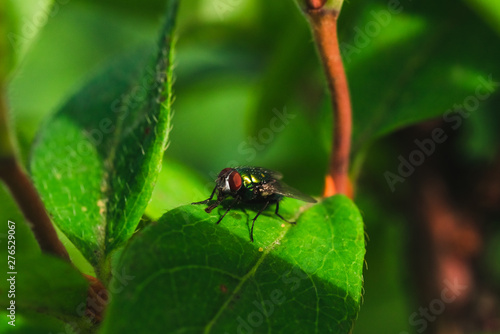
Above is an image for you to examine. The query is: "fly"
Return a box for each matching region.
[192,166,316,242]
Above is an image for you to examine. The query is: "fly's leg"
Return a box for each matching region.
[250,201,270,242]
[205,195,226,214]
[274,201,296,225]
[191,186,217,205]
[215,196,240,224]
[192,186,227,214]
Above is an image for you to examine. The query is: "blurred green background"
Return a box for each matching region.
[2,0,500,333]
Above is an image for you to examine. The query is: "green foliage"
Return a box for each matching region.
[145,159,207,219]
[8,1,161,164]
[0,185,40,260]
[29,1,177,271]
[343,0,500,152]
[101,196,365,334]
[0,1,13,82]
[2,0,499,333]
[1,0,53,81]
[246,0,500,158]
[465,0,500,35]
[0,311,76,334]
[0,254,89,318]
[0,187,89,332]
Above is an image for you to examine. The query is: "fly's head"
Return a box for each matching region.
[216,168,242,197]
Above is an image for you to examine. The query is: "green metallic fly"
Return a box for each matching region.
[192,166,316,242]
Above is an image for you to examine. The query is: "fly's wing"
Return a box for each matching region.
[236,166,283,180]
[266,180,317,203]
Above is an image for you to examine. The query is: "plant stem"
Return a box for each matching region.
[0,88,70,261]
[306,7,352,197]
[412,171,480,333]
[306,0,327,10]
[83,274,108,323]
[0,158,71,261]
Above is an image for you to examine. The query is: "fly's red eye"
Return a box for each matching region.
[218,168,233,177]
[228,171,242,191]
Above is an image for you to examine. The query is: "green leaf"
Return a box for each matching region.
[338,0,500,152]
[464,0,500,36]
[246,6,318,138]
[0,253,89,321]
[0,185,41,257]
[8,1,162,153]
[0,310,75,334]
[101,196,365,334]
[0,0,21,157]
[72,0,167,18]
[0,1,14,81]
[1,0,54,80]
[0,187,91,331]
[30,0,178,270]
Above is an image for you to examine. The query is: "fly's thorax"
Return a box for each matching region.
[239,170,267,188]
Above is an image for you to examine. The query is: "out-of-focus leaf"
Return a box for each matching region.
[335,0,500,153]
[101,196,365,334]
[145,159,207,219]
[464,0,500,36]
[0,1,15,81]
[1,0,52,80]
[458,108,500,161]
[0,185,40,257]
[0,253,89,321]
[73,0,168,19]
[246,5,320,137]
[0,311,76,334]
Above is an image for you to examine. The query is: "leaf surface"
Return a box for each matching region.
[101,196,365,334]
[30,0,179,269]
[0,253,89,320]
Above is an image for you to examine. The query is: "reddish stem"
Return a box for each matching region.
[306,0,327,10]
[84,274,109,323]
[306,8,352,197]
[0,87,69,261]
[0,158,71,261]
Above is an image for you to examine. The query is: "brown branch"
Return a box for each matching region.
[306,7,352,197]
[83,274,109,323]
[412,171,482,333]
[0,88,70,261]
[0,158,70,261]
[402,121,499,333]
